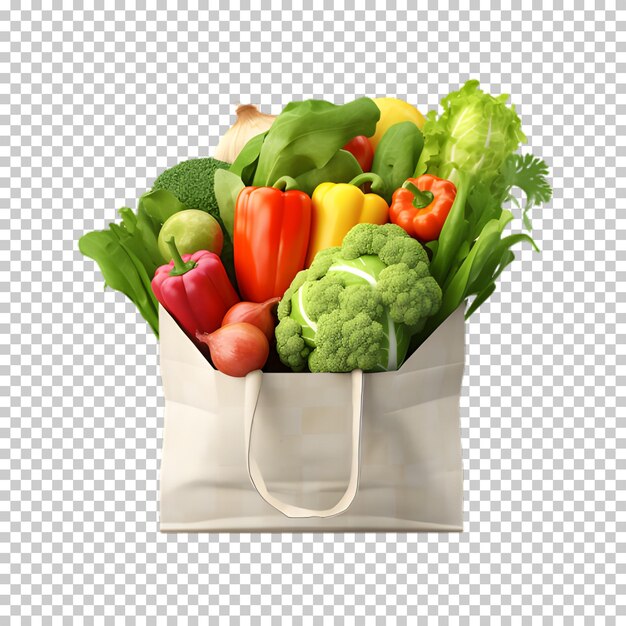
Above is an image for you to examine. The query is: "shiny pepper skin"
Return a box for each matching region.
[152,240,239,340]
[389,174,457,242]
[234,185,312,302]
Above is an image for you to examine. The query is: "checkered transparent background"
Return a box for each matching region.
[2,2,624,623]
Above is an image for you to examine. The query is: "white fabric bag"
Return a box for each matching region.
[159,305,466,532]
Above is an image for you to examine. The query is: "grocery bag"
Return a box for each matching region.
[159,304,466,532]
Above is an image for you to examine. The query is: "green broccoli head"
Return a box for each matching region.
[275,223,442,373]
[152,157,229,218]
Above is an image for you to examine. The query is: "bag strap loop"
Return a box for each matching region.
[243,369,364,518]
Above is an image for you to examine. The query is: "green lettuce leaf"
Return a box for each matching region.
[415,80,526,187]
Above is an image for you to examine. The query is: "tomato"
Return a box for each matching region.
[342,135,374,172]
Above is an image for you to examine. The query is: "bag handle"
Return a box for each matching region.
[244,369,365,518]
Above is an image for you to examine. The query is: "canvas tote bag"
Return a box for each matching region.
[159,305,466,532]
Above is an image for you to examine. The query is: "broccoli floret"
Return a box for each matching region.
[152,157,229,218]
[341,222,429,268]
[275,223,443,373]
[305,274,344,321]
[339,284,384,321]
[277,269,309,321]
[308,246,341,279]
[340,222,405,257]
[377,262,442,327]
[274,317,310,372]
[309,310,385,373]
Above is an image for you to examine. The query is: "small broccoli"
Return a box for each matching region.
[152,157,229,219]
[275,223,442,373]
[274,317,309,372]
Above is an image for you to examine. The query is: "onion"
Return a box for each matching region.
[196,323,269,377]
[214,104,276,163]
[221,297,280,342]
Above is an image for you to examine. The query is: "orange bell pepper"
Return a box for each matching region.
[234,177,311,302]
[389,174,457,242]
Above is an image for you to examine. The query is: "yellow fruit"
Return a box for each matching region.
[370,97,426,150]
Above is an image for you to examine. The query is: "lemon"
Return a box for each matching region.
[370,97,426,150]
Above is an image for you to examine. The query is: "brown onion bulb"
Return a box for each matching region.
[214,104,276,163]
[221,297,280,342]
[196,322,269,377]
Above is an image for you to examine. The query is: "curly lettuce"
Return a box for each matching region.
[416,79,526,187]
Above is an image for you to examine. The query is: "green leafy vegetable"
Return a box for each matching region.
[410,81,551,344]
[427,171,471,288]
[424,211,537,334]
[494,153,553,230]
[116,207,161,273]
[213,169,245,238]
[229,131,268,185]
[138,188,188,225]
[79,189,193,336]
[292,149,363,196]
[371,121,424,203]
[79,224,160,336]
[252,98,380,187]
[416,80,526,187]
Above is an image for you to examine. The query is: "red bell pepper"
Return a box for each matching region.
[151,237,239,339]
[234,178,311,302]
[389,174,457,242]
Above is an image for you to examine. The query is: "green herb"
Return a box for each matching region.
[494,153,553,230]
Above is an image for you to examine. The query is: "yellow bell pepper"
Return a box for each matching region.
[305,173,389,267]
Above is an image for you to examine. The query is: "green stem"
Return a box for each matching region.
[167,237,196,276]
[348,172,386,196]
[272,176,300,191]
[402,180,434,209]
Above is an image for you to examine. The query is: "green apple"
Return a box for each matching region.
[158,210,224,262]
